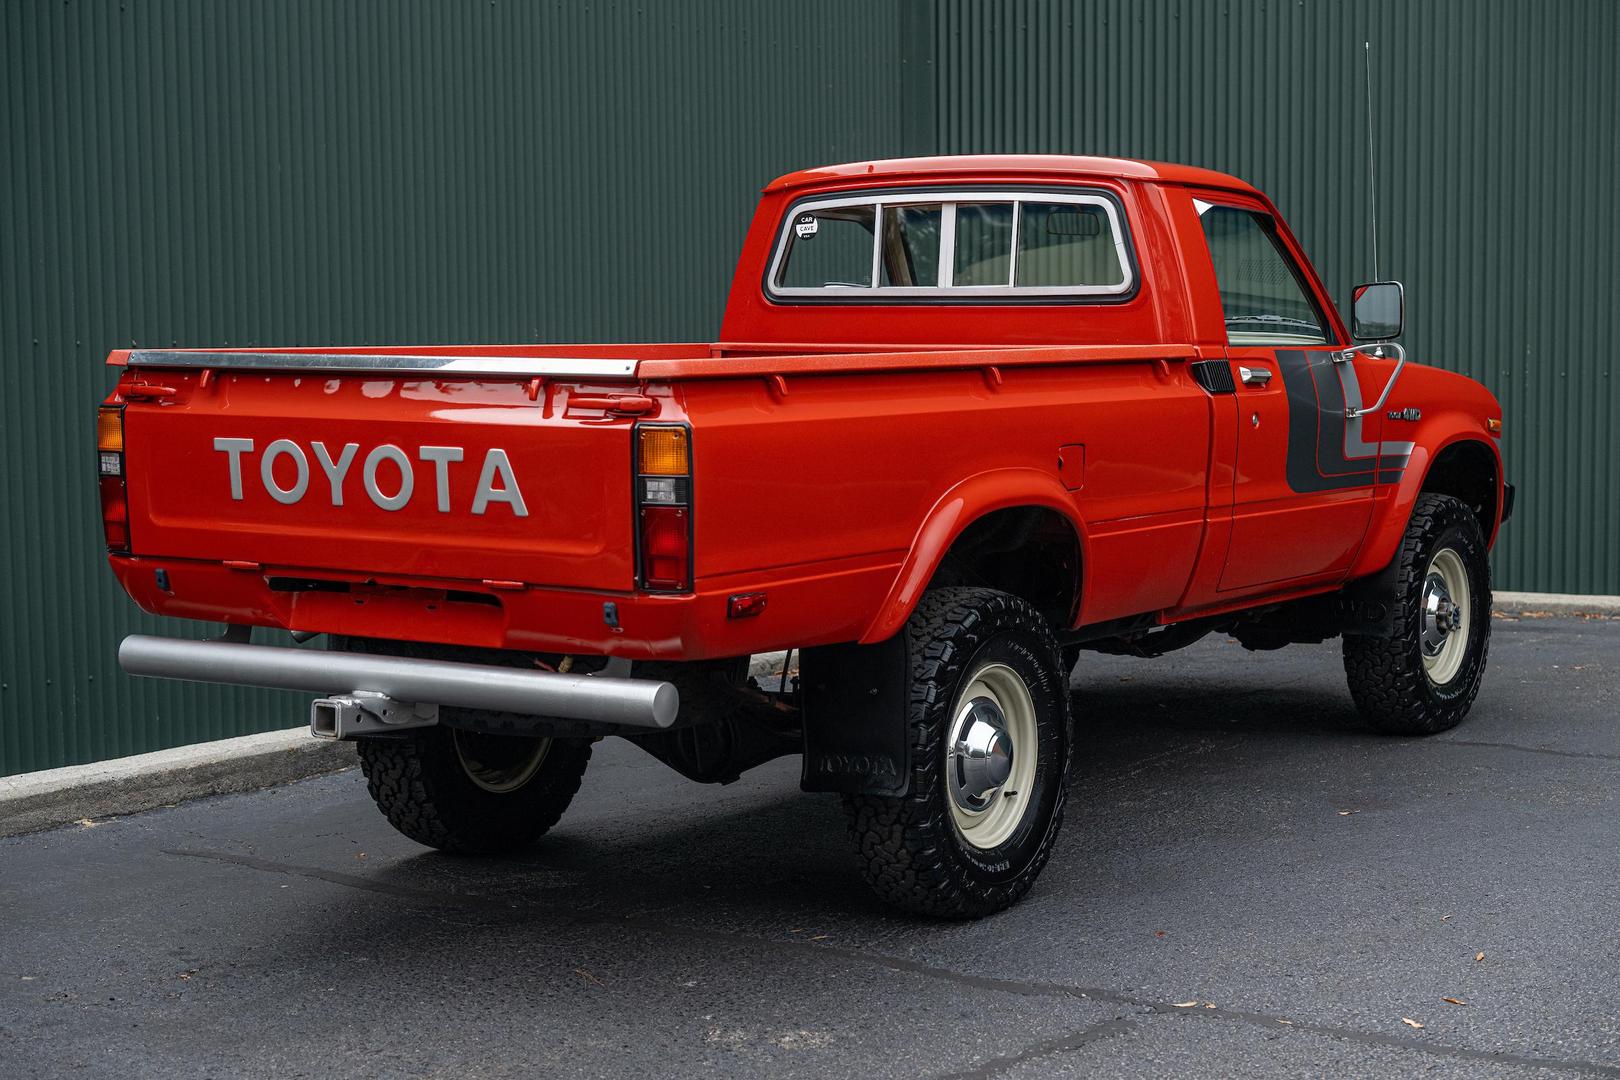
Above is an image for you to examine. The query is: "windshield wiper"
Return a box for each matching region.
[1224,314,1324,332]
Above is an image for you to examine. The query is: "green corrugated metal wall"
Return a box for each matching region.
[0,0,905,776]
[2,0,1614,775]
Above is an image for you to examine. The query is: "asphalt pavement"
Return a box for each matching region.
[2,614,1617,1079]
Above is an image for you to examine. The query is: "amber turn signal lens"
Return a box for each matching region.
[97,406,125,452]
[638,426,689,475]
[1487,417,1503,434]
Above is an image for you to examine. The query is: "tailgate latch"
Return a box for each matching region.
[122,382,179,402]
[568,393,657,417]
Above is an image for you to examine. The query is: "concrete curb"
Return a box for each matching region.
[1492,591,1620,617]
[0,727,354,839]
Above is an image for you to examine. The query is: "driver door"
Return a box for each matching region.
[1194,200,1381,593]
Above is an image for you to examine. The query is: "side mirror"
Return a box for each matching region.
[1351,280,1404,341]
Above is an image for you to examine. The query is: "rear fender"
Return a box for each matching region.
[857,468,1086,645]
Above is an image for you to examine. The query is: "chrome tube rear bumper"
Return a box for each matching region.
[117,635,679,729]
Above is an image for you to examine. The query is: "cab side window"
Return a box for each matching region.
[1199,205,1330,345]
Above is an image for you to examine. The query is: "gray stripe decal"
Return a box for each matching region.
[1335,361,1415,461]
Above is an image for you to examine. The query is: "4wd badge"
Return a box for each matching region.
[794,215,819,239]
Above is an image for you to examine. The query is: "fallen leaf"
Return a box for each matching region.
[1401,1017,1424,1029]
[1475,952,1486,962]
[75,818,99,828]
[1442,997,1467,1006]
[574,968,604,988]
[1171,1001,1199,1008]
[177,969,198,981]
[1440,914,1452,921]
[1155,930,1167,938]
[1204,1002,1217,1009]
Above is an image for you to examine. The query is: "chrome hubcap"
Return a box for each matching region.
[1421,547,1471,685]
[945,662,1040,851]
[948,698,1015,812]
[1421,574,1459,656]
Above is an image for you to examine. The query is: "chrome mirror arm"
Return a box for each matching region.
[1336,342,1407,418]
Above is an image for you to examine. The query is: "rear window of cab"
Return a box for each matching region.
[766,189,1135,302]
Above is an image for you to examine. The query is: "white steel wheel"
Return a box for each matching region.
[453,730,552,794]
[1421,547,1471,686]
[945,661,1039,851]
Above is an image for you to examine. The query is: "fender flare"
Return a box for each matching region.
[857,468,1087,644]
[1349,415,1505,580]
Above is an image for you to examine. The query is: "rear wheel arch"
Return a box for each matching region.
[926,505,1082,628]
[859,470,1085,643]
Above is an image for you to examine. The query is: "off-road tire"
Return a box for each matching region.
[1344,492,1491,735]
[357,727,592,854]
[842,587,1071,919]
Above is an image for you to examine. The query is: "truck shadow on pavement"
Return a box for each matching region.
[270,664,1389,935]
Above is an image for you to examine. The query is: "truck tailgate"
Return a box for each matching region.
[120,365,639,591]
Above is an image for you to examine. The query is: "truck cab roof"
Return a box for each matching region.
[764,154,1264,198]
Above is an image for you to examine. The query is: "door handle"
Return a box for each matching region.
[1238,365,1273,386]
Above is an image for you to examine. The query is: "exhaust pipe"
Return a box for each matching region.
[118,635,679,729]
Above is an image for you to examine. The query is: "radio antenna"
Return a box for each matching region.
[1364,40,1380,280]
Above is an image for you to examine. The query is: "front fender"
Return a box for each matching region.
[857,468,1086,644]
[1349,412,1504,581]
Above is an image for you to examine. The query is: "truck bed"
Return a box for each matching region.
[106,340,1208,657]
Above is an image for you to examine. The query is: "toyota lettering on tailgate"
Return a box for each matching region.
[212,437,529,516]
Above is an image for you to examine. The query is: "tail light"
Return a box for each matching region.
[98,405,130,552]
[635,424,691,591]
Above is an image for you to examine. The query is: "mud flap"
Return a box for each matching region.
[798,635,910,797]
[1341,553,1404,638]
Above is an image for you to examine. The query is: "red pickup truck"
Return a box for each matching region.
[101,155,1511,917]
